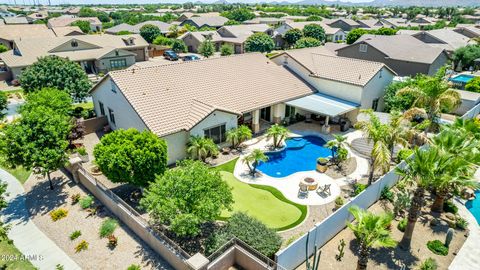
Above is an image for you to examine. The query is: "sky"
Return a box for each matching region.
[4,0,374,6]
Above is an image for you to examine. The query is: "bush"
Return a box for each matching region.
[79,195,94,209]
[244,32,275,53]
[427,240,449,256]
[69,230,81,240]
[397,148,414,163]
[75,240,89,253]
[50,208,68,221]
[220,44,234,56]
[419,258,438,270]
[353,183,367,196]
[456,217,468,230]
[205,212,282,257]
[108,234,118,248]
[397,217,407,232]
[294,37,321,49]
[443,200,458,214]
[335,196,344,207]
[152,35,173,46]
[76,147,87,156]
[380,187,394,202]
[99,218,118,238]
[465,77,480,93]
[171,39,187,53]
[127,265,141,270]
[71,193,81,204]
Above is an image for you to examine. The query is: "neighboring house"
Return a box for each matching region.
[27,11,49,22]
[105,21,172,35]
[180,24,273,54]
[3,16,29,25]
[176,12,221,23]
[0,34,149,80]
[336,34,449,77]
[90,53,318,164]
[271,46,396,113]
[411,29,473,53]
[322,18,361,32]
[454,89,480,116]
[51,26,85,37]
[0,9,16,18]
[179,16,228,29]
[274,21,346,48]
[243,17,285,26]
[48,16,103,32]
[356,19,390,30]
[454,24,480,38]
[0,24,57,49]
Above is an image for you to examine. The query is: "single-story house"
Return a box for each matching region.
[176,12,222,23]
[0,34,149,80]
[322,18,361,32]
[243,17,286,26]
[411,29,474,53]
[0,24,83,49]
[356,19,390,30]
[179,16,228,29]
[336,34,449,77]
[90,53,319,164]
[454,89,480,116]
[105,21,172,35]
[48,16,103,32]
[3,16,29,25]
[454,24,480,39]
[270,47,396,115]
[274,21,346,48]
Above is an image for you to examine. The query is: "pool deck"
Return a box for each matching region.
[233,127,369,206]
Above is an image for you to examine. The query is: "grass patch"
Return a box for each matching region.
[72,101,93,110]
[0,153,31,184]
[212,157,238,173]
[0,240,36,269]
[99,218,118,238]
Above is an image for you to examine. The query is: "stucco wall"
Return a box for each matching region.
[190,110,238,137]
[96,55,136,72]
[162,132,189,165]
[427,52,449,76]
[182,34,201,53]
[361,66,395,111]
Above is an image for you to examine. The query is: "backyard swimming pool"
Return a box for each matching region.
[449,74,475,84]
[466,190,480,225]
[257,136,333,178]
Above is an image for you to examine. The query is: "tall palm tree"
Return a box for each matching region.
[396,68,460,132]
[385,111,409,160]
[243,149,268,176]
[347,206,396,270]
[266,124,289,149]
[355,110,391,185]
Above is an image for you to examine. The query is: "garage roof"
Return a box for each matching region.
[286,93,359,117]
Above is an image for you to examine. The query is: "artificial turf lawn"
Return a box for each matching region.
[0,154,31,184]
[214,158,307,231]
[0,240,36,270]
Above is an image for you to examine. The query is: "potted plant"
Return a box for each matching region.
[316,157,329,173]
[334,196,344,210]
[77,147,89,163]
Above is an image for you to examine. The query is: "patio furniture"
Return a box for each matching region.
[317,184,331,195]
[301,177,319,191]
[298,183,309,198]
[221,147,231,155]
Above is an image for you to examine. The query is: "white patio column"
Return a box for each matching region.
[272,103,285,124]
[322,115,331,134]
[252,109,260,134]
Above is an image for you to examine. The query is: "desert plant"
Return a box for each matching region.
[69,230,81,240]
[353,183,367,196]
[99,218,118,238]
[443,200,458,214]
[335,239,346,261]
[456,217,468,230]
[50,208,68,221]
[397,218,407,232]
[75,240,88,253]
[335,196,344,208]
[427,240,448,256]
[79,195,94,209]
[445,228,454,248]
[187,136,219,161]
[380,187,394,202]
[55,264,64,270]
[127,265,141,270]
[108,234,118,248]
[71,193,81,204]
[419,258,438,270]
[393,191,411,217]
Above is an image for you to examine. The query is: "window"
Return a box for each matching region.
[111,80,117,93]
[359,44,368,53]
[285,105,295,118]
[379,69,383,78]
[110,59,127,69]
[204,124,226,144]
[71,40,78,47]
[99,101,105,116]
[372,98,379,111]
[108,108,116,125]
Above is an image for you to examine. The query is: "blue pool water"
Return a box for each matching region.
[466,190,480,225]
[256,136,333,178]
[449,74,475,84]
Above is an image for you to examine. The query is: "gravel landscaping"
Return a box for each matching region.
[23,170,173,270]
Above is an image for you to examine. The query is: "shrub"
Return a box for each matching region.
[99,218,118,238]
[76,147,87,156]
[465,77,480,93]
[75,240,89,253]
[335,196,344,207]
[456,217,468,230]
[380,187,394,202]
[443,200,458,214]
[108,234,118,248]
[397,217,407,232]
[353,183,367,196]
[69,230,82,240]
[71,193,81,204]
[220,44,234,56]
[56,264,64,270]
[396,148,414,163]
[294,37,321,49]
[50,208,68,221]
[127,265,141,270]
[79,195,94,209]
[171,39,187,53]
[427,240,449,256]
[419,258,438,270]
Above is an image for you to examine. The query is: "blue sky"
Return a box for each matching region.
[5,0,374,5]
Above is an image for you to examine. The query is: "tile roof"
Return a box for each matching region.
[95,53,316,136]
[277,21,343,36]
[274,46,393,86]
[51,26,84,36]
[3,16,29,24]
[0,24,56,41]
[48,16,101,27]
[106,21,171,34]
[412,29,473,51]
[181,16,228,28]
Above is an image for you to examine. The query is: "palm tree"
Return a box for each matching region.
[355,110,391,185]
[266,124,289,149]
[324,140,337,160]
[243,149,268,176]
[187,136,218,161]
[396,68,460,132]
[237,125,252,146]
[385,111,409,160]
[226,129,240,148]
[347,206,396,270]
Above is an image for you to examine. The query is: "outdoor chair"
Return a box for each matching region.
[317,184,331,196]
[298,184,309,198]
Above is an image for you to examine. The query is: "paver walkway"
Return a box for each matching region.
[0,169,81,270]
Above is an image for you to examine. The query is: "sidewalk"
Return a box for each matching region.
[0,169,81,270]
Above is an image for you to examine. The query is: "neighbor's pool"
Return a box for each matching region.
[257,136,333,178]
[449,74,475,84]
[466,190,480,225]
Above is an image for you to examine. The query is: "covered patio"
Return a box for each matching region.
[285,93,360,133]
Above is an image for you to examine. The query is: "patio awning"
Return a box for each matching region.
[285,93,359,117]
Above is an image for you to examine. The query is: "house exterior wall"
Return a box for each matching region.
[126,47,147,62]
[96,55,136,73]
[181,34,202,53]
[163,131,189,165]
[190,110,238,138]
[427,53,449,76]
[361,66,395,111]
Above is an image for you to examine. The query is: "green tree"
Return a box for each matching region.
[0,91,6,119]
[383,79,417,112]
[20,88,72,116]
[171,39,187,53]
[0,180,9,242]
[303,24,326,43]
[186,136,219,161]
[140,160,233,237]
[1,108,71,190]
[198,39,215,58]
[224,20,240,26]
[465,77,480,93]
[93,129,168,187]
[347,206,396,270]
[306,15,322,21]
[266,124,289,149]
[375,27,397,36]
[152,35,173,46]
[346,28,370,44]
[452,45,480,69]
[222,8,255,22]
[284,28,303,47]
[220,44,234,56]
[0,44,8,53]
[245,32,275,53]
[139,24,161,43]
[226,125,252,148]
[19,56,91,101]
[243,149,268,176]
[117,30,132,35]
[294,37,321,49]
[71,20,91,33]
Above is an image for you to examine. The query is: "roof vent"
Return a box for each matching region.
[132,68,135,74]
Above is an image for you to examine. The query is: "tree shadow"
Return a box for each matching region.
[24,174,69,217]
[134,245,173,270]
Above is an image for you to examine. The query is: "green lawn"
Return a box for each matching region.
[72,101,94,110]
[0,155,31,184]
[0,240,36,270]
[214,158,307,231]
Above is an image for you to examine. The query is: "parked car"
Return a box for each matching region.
[183,55,201,61]
[163,50,179,61]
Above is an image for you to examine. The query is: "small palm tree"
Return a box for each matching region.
[324,134,348,161]
[324,140,337,160]
[347,206,396,270]
[226,129,240,148]
[237,125,252,146]
[187,136,218,161]
[243,149,268,176]
[266,124,289,149]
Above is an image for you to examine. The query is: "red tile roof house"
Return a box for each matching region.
[89,52,394,165]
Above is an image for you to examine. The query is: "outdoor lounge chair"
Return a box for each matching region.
[317,184,331,195]
[298,183,309,198]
